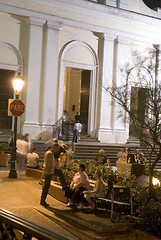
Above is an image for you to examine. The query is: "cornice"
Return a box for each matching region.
[44,21,62,30]
[0,2,161,44]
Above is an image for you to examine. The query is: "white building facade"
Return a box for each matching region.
[0,0,161,143]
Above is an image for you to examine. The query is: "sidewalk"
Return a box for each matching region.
[0,170,136,240]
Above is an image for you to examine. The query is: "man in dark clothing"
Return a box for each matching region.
[74,112,80,122]
[40,138,67,207]
[52,138,67,190]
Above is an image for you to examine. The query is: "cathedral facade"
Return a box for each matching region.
[0,0,161,143]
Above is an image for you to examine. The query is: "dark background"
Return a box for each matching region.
[142,0,161,9]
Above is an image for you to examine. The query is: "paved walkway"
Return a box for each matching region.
[0,170,137,240]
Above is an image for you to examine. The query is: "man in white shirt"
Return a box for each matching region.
[16,135,29,174]
[26,147,39,169]
[72,121,79,142]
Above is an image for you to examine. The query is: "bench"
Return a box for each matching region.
[95,186,134,221]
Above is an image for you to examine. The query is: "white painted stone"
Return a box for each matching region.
[0,0,160,143]
[18,17,45,139]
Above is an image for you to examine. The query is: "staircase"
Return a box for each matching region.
[1,130,161,170]
[60,133,99,142]
[0,129,12,143]
[31,138,161,170]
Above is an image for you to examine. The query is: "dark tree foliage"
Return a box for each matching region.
[104,47,161,193]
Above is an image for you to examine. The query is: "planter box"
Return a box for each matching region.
[0,154,11,167]
[116,162,145,178]
[48,181,68,203]
[25,168,43,179]
[25,168,67,203]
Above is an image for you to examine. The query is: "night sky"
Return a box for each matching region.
[142,0,160,9]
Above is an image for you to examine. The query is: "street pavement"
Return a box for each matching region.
[0,170,136,240]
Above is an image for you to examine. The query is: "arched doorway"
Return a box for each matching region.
[58,40,98,136]
[0,42,23,131]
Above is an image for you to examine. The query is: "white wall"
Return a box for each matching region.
[0,12,20,65]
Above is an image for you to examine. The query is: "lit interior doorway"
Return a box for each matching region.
[63,67,90,133]
[0,69,14,130]
[129,86,148,137]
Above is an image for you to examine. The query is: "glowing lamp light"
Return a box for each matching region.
[152,177,160,186]
[13,72,24,95]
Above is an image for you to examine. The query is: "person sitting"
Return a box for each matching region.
[95,149,110,167]
[83,169,107,212]
[65,163,91,207]
[26,147,39,169]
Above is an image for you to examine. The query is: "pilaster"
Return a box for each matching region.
[153,44,161,85]
[95,33,117,138]
[113,36,129,132]
[40,21,61,129]
[18,17,45,138]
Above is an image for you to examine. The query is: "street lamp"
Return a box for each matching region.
[9,72,24,178]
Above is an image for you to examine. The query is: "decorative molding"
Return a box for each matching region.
[61,40,98,65]
[116,35,129,45]
[0,41,23,73]
[17,16,45,27]
[0,2,161,44]
[94,32,117,42]
[44,21,62,30]
[0,63,18,71]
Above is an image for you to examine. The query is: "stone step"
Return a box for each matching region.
[31,140,161,170]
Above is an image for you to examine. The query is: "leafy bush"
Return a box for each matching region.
[0,143,8,154]
[63,159,161,238]
[63,160,117,186]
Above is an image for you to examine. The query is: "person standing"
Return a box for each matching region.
[72,121,79,143]
[77,122,82,141]
[74,112,80,122]
[52,138,67,190]
[40,145,55,207]
[40,140,67,206]
[62,110,67,135]
[16,134,29,175]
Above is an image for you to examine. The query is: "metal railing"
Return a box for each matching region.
[0,209,73,240]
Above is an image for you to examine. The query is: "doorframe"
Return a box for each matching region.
[127,65,153,138]
[58,40,98,136]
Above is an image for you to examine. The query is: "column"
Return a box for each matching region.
[95,33,117,142]
[40,21,61,129]
[113,36,129,134]
[18,17,45,137]
[154,44,161,85]
[117,0,129,10]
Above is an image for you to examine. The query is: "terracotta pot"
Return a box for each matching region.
[0,154,11,167]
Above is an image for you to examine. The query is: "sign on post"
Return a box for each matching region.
[8,99,25,116]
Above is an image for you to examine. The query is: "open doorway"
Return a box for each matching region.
[0,69,14,130]
[63,67,90,133]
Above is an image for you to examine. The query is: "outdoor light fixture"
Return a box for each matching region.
[9,72,24,178]
[152,177,160,186]
[13,72,24,95]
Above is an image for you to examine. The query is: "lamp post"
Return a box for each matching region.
[9,72,24,178]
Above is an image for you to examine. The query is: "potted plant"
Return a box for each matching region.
[0,143,11,167]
